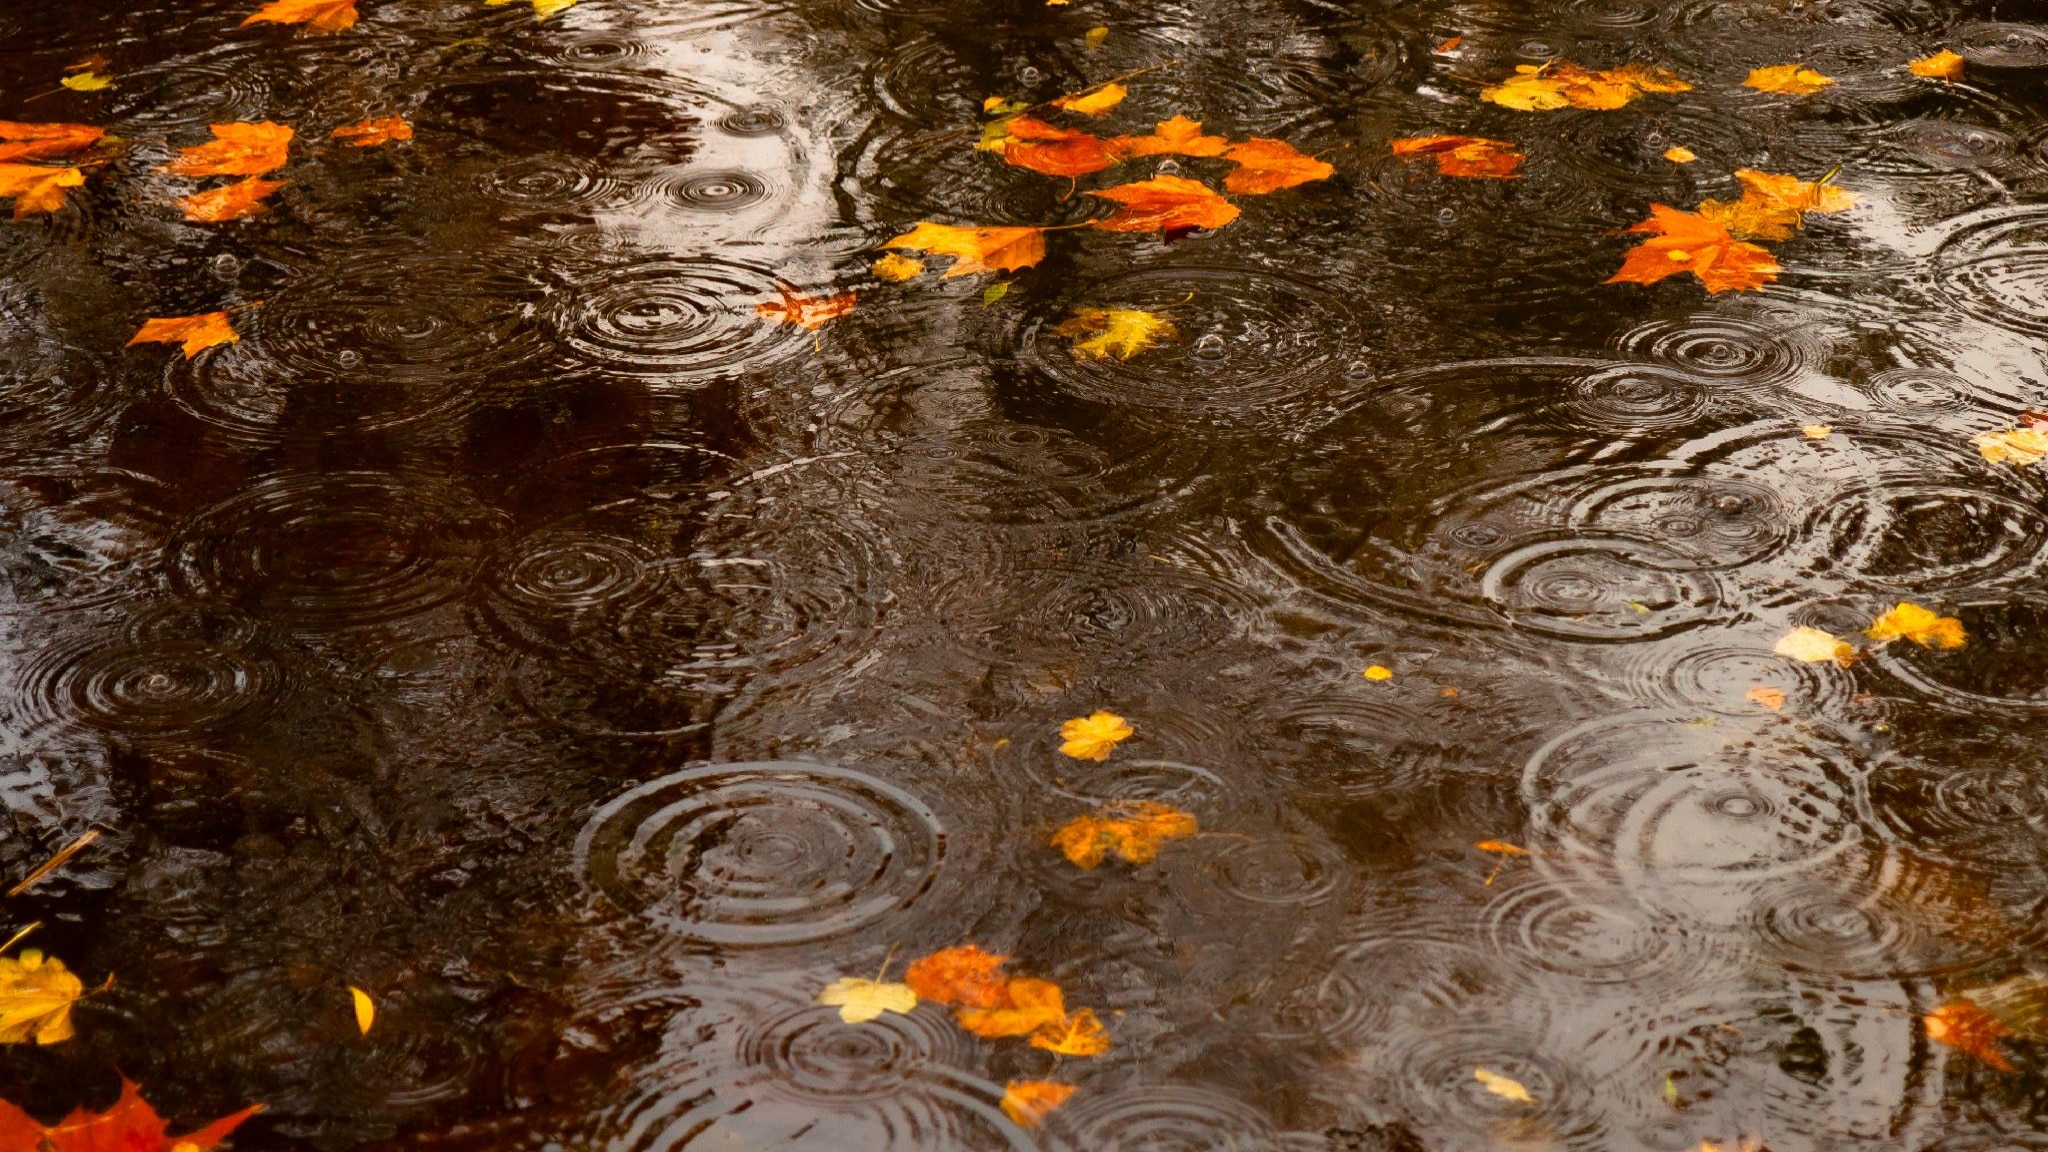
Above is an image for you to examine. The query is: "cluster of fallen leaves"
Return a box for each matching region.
[1608,168,1857,293]
[1774,601,1967,669]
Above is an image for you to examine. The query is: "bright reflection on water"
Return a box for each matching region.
[1,0,2047,1149]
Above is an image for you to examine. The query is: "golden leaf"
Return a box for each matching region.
[1606,205,1780,294]
[871,252,925,282]
[1052,82,1127,116]
[1084,26,1109,47]
[1030,1007,1110,1056]
[1696,169,1857,241]
[1050,801,1197,868]
[127,310,244,358]
[1773,626,1856,666]
[1363,664,1394,681]
[242,0,359,32]
[1973,426,2048,466]
[817,976,918,1023]
[1113,115,1228,159]
[1665,146,1698,163]
[0,164,84,218]
[60,72,112,91]
[331,116,412,146]
[159,121,292,177]
[488,0,580,19]
[349,986,374,1035]
[1055,308,1176,360]
[884,223,1047,277]
[1866,602,1965,649]
[1745,64,1835,95]
[0,950,83,1045]
[1001,1080,1077,1128]
[1802,424,1832,439]
[1057,710,1133,761]
[1909,49,1964,81]
[1747,685,1787,711]
[1475,1066,1535,1103]
[176,176,287,222]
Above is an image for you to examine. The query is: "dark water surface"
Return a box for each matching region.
[4,0,2048,1148]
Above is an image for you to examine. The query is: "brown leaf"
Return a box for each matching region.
[243,0,358,31]
[331,116,412,147]
[884,222,1047,277]
[159,121,292,177]
[1606,204,1780,294]
[176,176,287,222]
[127,310,245,358]
[1391,135,1523,179]
[1088,174,1239,232]
[0,164,83,218]
[0,121,105,164]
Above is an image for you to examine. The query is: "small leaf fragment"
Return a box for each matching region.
[1475,1066,1536,1103]
[349,986,374,1035]
[1747,685,1787,711]
[1866,602,1965,649]
[1926,998,2014,1071]
[1434,36,1462,53]
[1665,146,1698,163]
[1057,710,1133,761]
[871,252,925,282]
[1745,64,1835,95]
[1803,424,1832,439]
[1001,1080,1077,1128]
[1363,664,1393,681]
[1054,307,1175,359]
[817,976,917,1024]
[1084,26,1109,47]
[755,286,857,330]
[1773,625,1856,666]
[981,280,1011,307]
[1052,82,1127,116]
[1909,49,1964,81]
[487,0,580,20]
[1475,840,1529,856]
[127,311,244,358]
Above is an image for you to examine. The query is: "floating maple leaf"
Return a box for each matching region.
[1926,998,2014,1071]
[177,176,287,222]
[1055,308,1177,359]
[884,223,1047,277]
[0,1078,262,1152]
[817,976,917,1023]
[1058,710,1132,760]
[159,121,292,177]
[1483,61,1691,111]
[1746,64,1835,95]
[1866,602,1965,649]
[1001,1081,1077,1128]
[1909,49,1964,80]
[331,116,412,147]
[1050,800,1197,868]
[1112,115,1228,158]
[1773,626,1855,666]
[1697,169,1857,241]
[1392,135,1523,179]
[243,0,358,32]
[1223,138,1334,194]
[1051,82,1127,116]
[127,310,245,358]
[1088,174,1239,233]
[0,164,84,218]
[998,117,1124,178]
[905,945,1012,1008]
[0,950,83,1045]
[1606,204,1780,294]
[0,121,105,164]
[957,976,1067,1038]
[755,285,857,330]
[1973,417,2048,465]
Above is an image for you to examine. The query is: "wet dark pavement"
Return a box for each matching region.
[3,0,2048,1149]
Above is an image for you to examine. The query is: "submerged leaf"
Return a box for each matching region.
[0,1077,262,1152]
[1030,1007,1110,1056]
[1050,800,1197,868]
[905,945,1011,1008]
[1475,1067,1535,1103]
[1696,168,1857,241]
[1773,626,1856,666]
[1607,204,1780,293]
[1052,82,1127,116]
[159,121,292,177]
[177,176,287,222]
[0,950,83,1045]
[60,72,112,91]
[1866,602,1965,649]
[1482,61,1691,112]
[884,223,1047,277]
[1392,135,1523,179]
[242,0,359,31]
[1000,1080,1077,1128]
[871,252,925,282]
[0,121,105,164]
[0,164,84,218]
[127,311,243,358]
[1088,174,1239,232]
[1909,49,1965,80]
[817,976,917,1023]
[1058,710,1133,761]
[1055,307,1176,359]
[1223,137,1335,193]
[331,116,412,146]
[755,286,857,330]
[1926,998,2014,1071]
[1746,64,1835,95]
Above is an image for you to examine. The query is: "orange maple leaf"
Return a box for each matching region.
[1030,1006,1111,1056]
[1926,998,2015,1071]
[1000,1080,1077,1128]
[1111,114,1228,158]
[1909,49,1964,81]
[1223,137,1335,194]
[1391,135,1523,179]
[0,164,84,218]
[1088,174,1239,233]
[999,116,1125,178]
[127,311,245,358]
[957,976,1068,1038]
[159,122,293,177]
[177,176,287,222]
[883,222,1047,277]
[905,944,1012,1008]
[1607,204,1780,294]
[755,285,857,330]
[0,1077,262,1152]
[331,116,413,147]
[243,0,359,32]
[1050,800,1198,868]
[0,121,105,164]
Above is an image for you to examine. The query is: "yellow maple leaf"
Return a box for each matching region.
[60,72,112,91]
[1482,61,1690,112]
[1909,49,1964,81]
[1475,1066,1535,1103]
[1746,64,1835,95]
[871,252,925,282]
[0,950,84,1045]
[817,976,918,1023]
[1974,426,2048,466]
[126,310,245,358]
[1697,168,1857,240]
[488,0,579,19]
[1050,801,1197,868]
[1773,626,1855,666]
[884,222,1047,278]
[1001,1080,1077,1128]
[1054,308,1176,360]
[1866,602,1965,649]
[0,164,84,218]
[1030,1007,1110,1056]
[1057,710,1133,760]
[1052,82,1127,116]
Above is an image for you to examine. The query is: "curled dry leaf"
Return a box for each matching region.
[1474,1066,1535,1103]
[159,121,292,177]
[1866,602,1965,649]
[884,223,1047,277]
[1223,137,1335,194]
[1392,135,1523,179]
[1926,998,2014,1071]
[1774,626,1856,666]
[1746,64,1835,95]
[0,164,84,218]
[1050,800,1197,868]
[755,286,857,330]
[177,176,287,222]
[905,944,1011,1008]
[1058,710,1133,761]
[871,252,925,282]
[1607,205,1780,294]
[0,950,83,1045]
[127,311,243,358]
[0,1077,261,1152]
[1113,115,1228,158]
[1000,1080,1077,1128]
[331,116,412,146]
[1088,174,1239,233]
[1697,169,1857,241]
[1052,82,1127,116]
[1482,62,1691,112]
[350,986,374,1035]
[0,121,105,164]
[1909,49,1965,80]
[817,976,917,1023]
[1055,307,1176,359]
[243,0,359,32]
